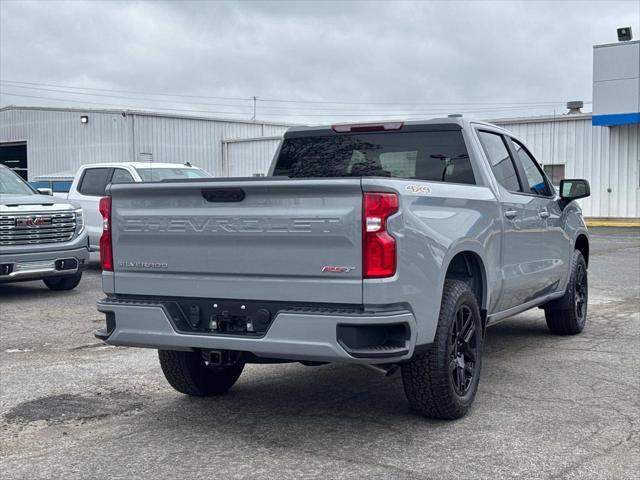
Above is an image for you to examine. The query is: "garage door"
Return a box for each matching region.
[0,142,28,180]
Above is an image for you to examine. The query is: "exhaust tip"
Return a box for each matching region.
[361,364,399,377]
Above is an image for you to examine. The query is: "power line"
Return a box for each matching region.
[0,79,252,102]
[0,83,255,110]
[0,82,575,114]
[1,79,590,107]
[0,91,568,118]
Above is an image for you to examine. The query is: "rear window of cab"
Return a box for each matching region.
[273,130,475,185]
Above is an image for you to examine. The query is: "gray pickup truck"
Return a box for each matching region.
[95,118,590,419]
[0,165,89,289]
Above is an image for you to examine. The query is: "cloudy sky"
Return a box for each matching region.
[1,0,638,124]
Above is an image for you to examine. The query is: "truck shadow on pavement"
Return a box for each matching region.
[0,260,101,299]
[0,282,88,301]
[146,315,562,434]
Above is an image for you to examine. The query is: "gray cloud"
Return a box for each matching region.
[1,0,638,124]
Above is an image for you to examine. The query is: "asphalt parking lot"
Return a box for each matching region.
[1,227,638,479]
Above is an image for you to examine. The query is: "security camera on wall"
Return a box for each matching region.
[617,27,632,42]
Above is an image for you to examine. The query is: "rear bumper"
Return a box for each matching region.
[0,245,89,283]
[96,298,417,364]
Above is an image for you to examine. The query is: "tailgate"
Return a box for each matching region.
[109,178,363,304]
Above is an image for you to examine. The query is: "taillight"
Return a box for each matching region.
[99,196,113,271]
[363,192,398,278]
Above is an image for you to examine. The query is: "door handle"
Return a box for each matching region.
[539,210,550,219]
[504,210,518,219]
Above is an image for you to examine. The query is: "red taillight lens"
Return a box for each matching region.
[363,192,398,278]
[332,122,404,133]
[98,196,113,271]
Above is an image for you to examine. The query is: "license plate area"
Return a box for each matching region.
[165,299,273,336]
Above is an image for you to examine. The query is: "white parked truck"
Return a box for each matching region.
[0,165,89,289]
[65,162,209,250]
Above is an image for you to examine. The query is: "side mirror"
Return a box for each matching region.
[559,179,590,208]
[37,188,53,196]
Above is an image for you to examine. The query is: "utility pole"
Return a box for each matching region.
[251,96,257,121]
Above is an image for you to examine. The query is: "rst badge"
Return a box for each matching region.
[322,266,356,273]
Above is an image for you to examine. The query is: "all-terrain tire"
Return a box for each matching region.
[158,350,244,396]
[43,272,83,291]
[544,250,588,335]
[401,279,483,420]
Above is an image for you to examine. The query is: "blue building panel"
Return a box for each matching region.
[592,112,640,126]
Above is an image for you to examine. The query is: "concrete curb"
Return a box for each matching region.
[585,218,640,228]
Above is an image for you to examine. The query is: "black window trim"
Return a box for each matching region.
[505,136,556,199]
[476,129,525,194]
[78,167,114,197]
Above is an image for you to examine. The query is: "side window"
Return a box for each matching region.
[111,168,134,184]
[477,131,521,192]
[78,168,112,196]
[511,139,551,196]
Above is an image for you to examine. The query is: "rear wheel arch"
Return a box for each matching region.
[444,251,487,311]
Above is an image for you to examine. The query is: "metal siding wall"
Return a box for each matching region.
[610,124,639,218]
[1,108,288,181]
[225,139,282,176]
[495,117,638,218]
[132,115,287,176]
[0,109,131,179]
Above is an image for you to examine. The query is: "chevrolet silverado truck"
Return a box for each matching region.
[0,165,89,290]
[95,118,591,419]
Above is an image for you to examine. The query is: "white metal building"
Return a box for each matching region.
[0,106,289,180]
[494,112,639,219]
[1,105,638,219]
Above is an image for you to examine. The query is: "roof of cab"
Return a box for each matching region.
[283,117,507,137]
[76,162,203,170]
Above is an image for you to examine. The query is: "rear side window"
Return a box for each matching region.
[477,131,521,192]
[78,168,112,196]
[273,131,475,184]
[110,168,135,184]
[135,167,209,182]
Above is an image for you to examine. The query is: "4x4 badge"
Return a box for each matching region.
[406,184,431,195]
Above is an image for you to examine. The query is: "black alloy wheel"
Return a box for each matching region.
[450,304,478,396]
[574,262,587,323]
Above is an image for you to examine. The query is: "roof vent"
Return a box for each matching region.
[566,101,583,114]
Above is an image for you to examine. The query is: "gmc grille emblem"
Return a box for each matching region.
[15,216,52,227]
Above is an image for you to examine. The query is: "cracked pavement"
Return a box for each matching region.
[1,228,638,479]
